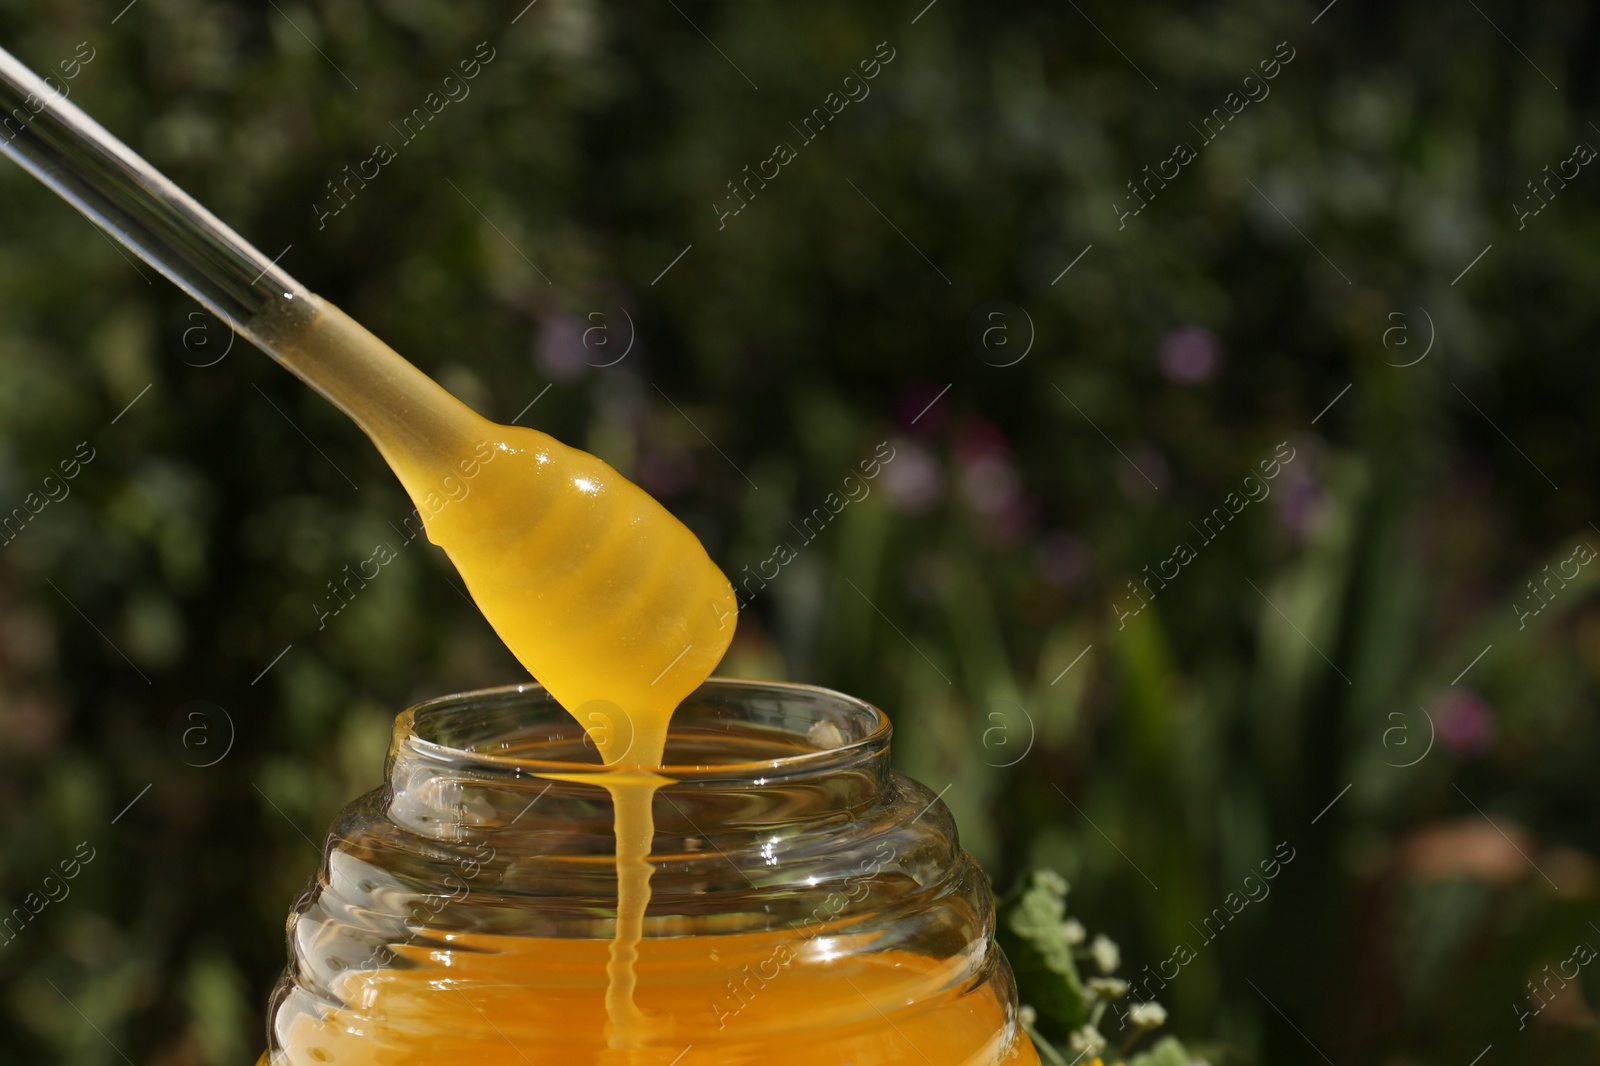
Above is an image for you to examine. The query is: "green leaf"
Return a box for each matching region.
[997,870,1088,1038]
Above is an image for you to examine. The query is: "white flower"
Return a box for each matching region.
[1127,1001,1168,1029]
[1061,918,1087,945]
[1087,977,1129,1000]
[1067,1025,1107,1055]
[1018,1005,1037,1027]
[1090,933,1121,974]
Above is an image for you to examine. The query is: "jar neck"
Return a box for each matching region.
[383,679,896,845]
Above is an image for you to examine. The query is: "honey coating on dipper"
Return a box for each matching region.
[249,296,738,764]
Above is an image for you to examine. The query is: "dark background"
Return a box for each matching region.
[1,0,1598,1061]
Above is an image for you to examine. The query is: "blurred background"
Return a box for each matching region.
[1,0,1598,1061]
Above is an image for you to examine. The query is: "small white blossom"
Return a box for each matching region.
[1087,977,1129,1000]
[1127,1001,1168,1029]
[1067,1025,1107,1055]
[1089,933,1121,974]
[1018,1005,1037,1027]
[1038,870,1070,896]
[1061,918,1087,945]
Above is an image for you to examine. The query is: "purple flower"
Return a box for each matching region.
[1158,327,1221,384]
[1433,689,1497,758]
[533,314,591,381]
[950,422,1035,538]
[960,454,1020,517]
[881,439,944,514]
[1276,472,1325,536]
[953,420,1010,466]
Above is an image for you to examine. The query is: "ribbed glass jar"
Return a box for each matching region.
[261,679,1040,1065]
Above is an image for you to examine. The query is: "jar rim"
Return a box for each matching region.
[395,677,892,783]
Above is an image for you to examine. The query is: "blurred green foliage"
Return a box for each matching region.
[1,0,1599,1062]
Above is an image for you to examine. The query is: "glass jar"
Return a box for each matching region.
[262,678,1040,1065]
